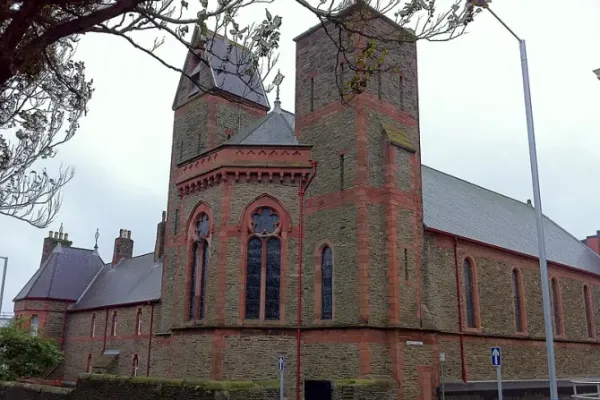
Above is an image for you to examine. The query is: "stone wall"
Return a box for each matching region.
[0,382,71,400]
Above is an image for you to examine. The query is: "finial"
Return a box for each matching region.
[94,229,100,251]
[273,70,284,108]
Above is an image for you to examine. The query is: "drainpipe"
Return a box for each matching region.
[453,237,467,382]
[297,161,318,400]
[102,309,109,354]
[146,303,155,376]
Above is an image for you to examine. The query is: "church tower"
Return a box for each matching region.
[295,2,423,328]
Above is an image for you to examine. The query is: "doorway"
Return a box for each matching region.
[304,380,332,400]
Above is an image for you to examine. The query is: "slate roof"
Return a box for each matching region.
[14,246,104,301]
[174,28,269,110]
[422,166,600,274]
[71,252,162,310]
[225,102,297,145]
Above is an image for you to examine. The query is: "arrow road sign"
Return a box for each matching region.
[491,346,502,367]
[278,356,285,371]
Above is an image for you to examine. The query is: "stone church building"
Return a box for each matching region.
[13,3,600,399]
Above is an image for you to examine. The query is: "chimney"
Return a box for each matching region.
[581,231,600,255]
[40,225,73,267]
[154,211,167,263]
[112,229,134,266]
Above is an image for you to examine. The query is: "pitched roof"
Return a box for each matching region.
[422,165,600,274]
[173,28,269,110]
[14,246,104,302]
[225,103,297,145]
[71,253,162,310]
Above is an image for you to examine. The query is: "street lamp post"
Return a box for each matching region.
[474,3,559,399]
[0,257,7,315]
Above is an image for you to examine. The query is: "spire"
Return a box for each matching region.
[94,228,100,251]
[272,70,284,114]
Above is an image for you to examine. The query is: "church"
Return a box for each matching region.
[13,3,600,399]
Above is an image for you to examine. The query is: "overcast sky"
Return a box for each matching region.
[1,0,599,314]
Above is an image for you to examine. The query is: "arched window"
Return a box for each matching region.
[245,206,282,320]
[188,212,210,320]
[30,315,39,337]
[584,285,595,338]
[90,313,96,337]
[551,278,563,336]
[111,311,118,336]
[86,354,92,373]
[463,258,478,329]
[512,269,525,333]
[321,246,333,320]
[132,355,139,377]
[136,309,142,335]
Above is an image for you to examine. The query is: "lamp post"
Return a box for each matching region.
[0,256,7,315]
[469,2,558,399]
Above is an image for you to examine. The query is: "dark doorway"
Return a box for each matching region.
[305,380,332,400]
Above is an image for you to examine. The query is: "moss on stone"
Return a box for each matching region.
[0,381,72,395]
[78,374,277,391]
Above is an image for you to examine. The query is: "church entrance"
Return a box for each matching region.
[304,380,332,400]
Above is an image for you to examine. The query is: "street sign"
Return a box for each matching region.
[278,356,285,371]
[491,346,502,367]
[439,352,446,362]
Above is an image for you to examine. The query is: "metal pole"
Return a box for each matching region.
[441,361,445,400]
[0,257,7,315]
[519,39,559,400]
[497,365,503,400]
[280,368,284,400]
[482,5,559,399]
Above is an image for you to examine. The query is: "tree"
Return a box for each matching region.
[0,318,64,381]
[0,0,483,227]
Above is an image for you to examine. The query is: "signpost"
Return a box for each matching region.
[491,347,503,400]
[278,356,285,400]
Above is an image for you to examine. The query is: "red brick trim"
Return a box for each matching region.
[511,267,528,335]
[238,195,290,323]
[358,341,371,377]
[584,284,596,339]
[210,332,225,379]
[215,181,233,324]
[550,276,565,338]
[417,365,434,400]
[313,241,335,323]
[461,256,481,332]
[183,202,213,323]
[355,111,370,323]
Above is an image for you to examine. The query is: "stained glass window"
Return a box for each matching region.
[322,246,333,320]
[245,237,262,319]
[265,238,281,320]
[199,240,209,320]
[245,206,282,321]
[188,242,199,320]
[197,213,209,238]
[252,207,280,235]
[464,259,476,328]
[512,269,524,332]
[551,278,562,335]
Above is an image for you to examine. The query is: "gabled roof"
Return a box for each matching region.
[225,103,297,145]
[422,166,600,274]
[173,28,269,110]
[71,253,162,311]
[14,246,104,302]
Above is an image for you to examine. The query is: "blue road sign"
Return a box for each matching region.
[278,356,285,371]
[491,346,502,367]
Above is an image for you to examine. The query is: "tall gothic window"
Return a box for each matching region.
[551,278,563,336]
[463,258,477,328]
[189,213,210,321]
[584,285,595,338]
[136,309,142,335]
[30,315,39,337]
[322,246,333,320]
[512,269,525,332]
[111,312,118,336]
[90,313,96,337]
[132,355,139,377]
[86,354,92,373]
[245,207,281,320]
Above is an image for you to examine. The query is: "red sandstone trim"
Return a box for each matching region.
[461,255,481,332]
[215,181,233,323]
[584,284,596,339]
[385,142,400,324]
[210,332,225,379]
[102,309,108,353]
[355,110,370,323]
[146,304,154,376]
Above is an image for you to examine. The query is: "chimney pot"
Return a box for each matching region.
[112,229,134,266]
[127,230,131,239]
[54,232,59,239]
[59,232,63,240]
[64,233,68,241]
[49,231,53,238]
